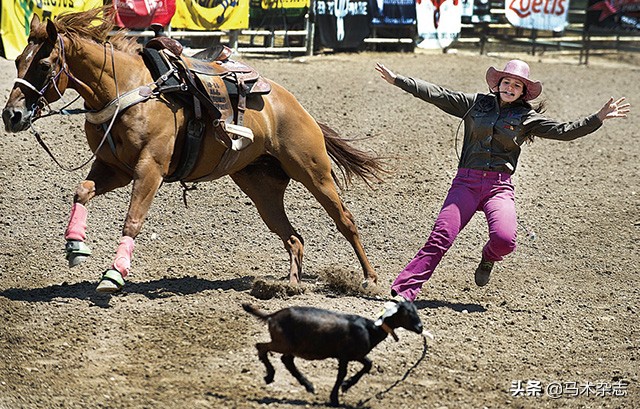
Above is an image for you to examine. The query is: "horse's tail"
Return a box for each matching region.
[318,122,387,189]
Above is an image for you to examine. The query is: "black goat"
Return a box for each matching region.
[242,301,425,406]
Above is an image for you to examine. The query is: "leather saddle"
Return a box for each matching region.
[145,37,271,150]
[141,37,272,182]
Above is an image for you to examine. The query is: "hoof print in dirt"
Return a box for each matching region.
[250,279,307,300]
[322,269,383,297]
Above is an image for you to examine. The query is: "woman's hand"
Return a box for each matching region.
[375,63,397,85]
[597,97,630,121]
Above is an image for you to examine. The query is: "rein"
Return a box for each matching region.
[24,36,122,172]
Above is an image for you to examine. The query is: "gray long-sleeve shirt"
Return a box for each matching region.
[394,75,603,174]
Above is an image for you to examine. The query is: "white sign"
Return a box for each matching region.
[505,0,570,32]
[416,0,462,49]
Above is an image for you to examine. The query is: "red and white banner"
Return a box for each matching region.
[114,0,177,29]
[416,0,462,49]
[505,0,570,32]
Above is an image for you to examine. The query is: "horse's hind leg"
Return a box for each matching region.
[65,159,131,268]
[285,157,377,285]
[231,159,304,283]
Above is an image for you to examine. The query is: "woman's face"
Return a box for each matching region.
[498,76,525,103]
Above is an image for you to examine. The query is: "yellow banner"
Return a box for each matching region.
[259,0,308,9]
[1,0,102,60]
[172,0,249,30]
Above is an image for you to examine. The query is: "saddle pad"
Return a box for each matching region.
[141,47,181,88]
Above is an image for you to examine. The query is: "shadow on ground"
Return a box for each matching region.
[0,275,254,307]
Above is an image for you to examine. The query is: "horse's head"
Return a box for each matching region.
[2,14,69,133]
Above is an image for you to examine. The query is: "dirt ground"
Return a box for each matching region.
[0,47,638,409]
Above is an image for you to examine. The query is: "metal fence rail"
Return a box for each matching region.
[112,2,639,63]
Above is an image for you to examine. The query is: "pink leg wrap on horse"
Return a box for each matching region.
[112,236,135,278]
[64,203,88,241]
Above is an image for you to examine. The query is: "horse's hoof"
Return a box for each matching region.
[65,240,91,268]
[362,279,378,289]
[68,255,88,268]
[96,269,125,294]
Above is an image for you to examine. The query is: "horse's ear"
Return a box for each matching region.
[29,13,41,34]
[45,19,58,43]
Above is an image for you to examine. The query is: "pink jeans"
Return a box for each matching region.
[391,168,517,301]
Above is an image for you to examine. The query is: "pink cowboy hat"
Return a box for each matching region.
[486,60,542,101]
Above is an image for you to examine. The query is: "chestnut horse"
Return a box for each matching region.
[2,8,384,294]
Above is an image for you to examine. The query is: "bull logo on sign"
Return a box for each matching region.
[334,0,350,41]
[197,0,239,23]
[417,0,459,29]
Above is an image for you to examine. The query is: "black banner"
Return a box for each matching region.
[370,0,416,25]
[250,0,308,29]
[586,0,640,31]
[313,0,371,49]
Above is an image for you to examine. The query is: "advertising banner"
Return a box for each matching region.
[314,0,370,49]
[505,0,570,32]
[172,0,249,30]
[1,0,102,60]
[460,0,474,18]
[250,0,309,27]
[114,0,177,29]
[370,0,417,25]
[586,0,640,31]
[416,0,462,49]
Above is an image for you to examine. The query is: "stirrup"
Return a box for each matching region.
[96,269,125,294]
[65,240,92,267]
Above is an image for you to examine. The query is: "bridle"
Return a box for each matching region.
[15,34,122,172]
[15,34,77,118]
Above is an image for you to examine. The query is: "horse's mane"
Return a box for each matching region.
[52,6,140,54]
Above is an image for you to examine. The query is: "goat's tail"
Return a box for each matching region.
[242,303,271,322]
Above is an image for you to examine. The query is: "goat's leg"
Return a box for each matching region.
[256,343,276,384]
[341,357,372,392]
[281,355,314,393]
[330,360,349,407]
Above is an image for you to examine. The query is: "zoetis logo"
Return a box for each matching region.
[508,0,567,18]
[37,0,76,7]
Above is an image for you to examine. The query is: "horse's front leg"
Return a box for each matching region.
[96,160,164,294]
[65,160,131,267]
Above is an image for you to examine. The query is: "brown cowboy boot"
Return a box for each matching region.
[474,257,494,287]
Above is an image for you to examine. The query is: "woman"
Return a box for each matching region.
[375,59,629,302]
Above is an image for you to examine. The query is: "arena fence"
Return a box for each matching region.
[113,1,638,64]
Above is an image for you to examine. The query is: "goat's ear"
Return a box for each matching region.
[374,301,400,326]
